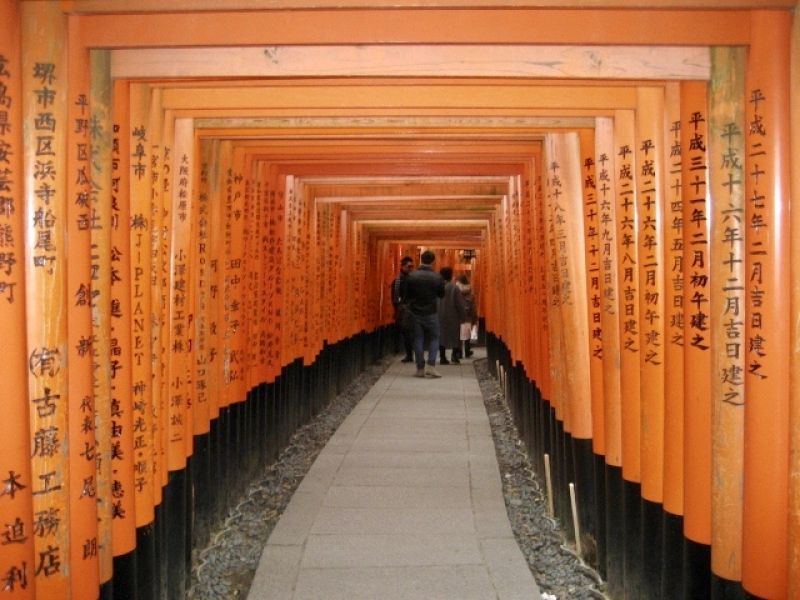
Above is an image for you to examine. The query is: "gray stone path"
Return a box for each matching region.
[247,348,541,600]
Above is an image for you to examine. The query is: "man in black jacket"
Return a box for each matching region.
[391,256,415,362]
[403,250,445,378]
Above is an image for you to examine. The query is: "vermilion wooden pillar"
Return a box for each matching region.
[636,85,667,600]
[741,11,791,599]
[0,1,35,597]
[790,1,800,595]
[128,83,155,536]
[708,48,745,595]
[21,3,72,596]
[613,108,642,599]
[661,81,685,600]
[65,16,102,600]
[110,76,138,592]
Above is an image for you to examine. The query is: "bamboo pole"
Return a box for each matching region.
[707,50,744,581]
[741,12,791,599]
[21,3,71,595]
[0,1,36,596]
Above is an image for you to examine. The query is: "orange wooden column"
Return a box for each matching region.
[87,51,113,589]
[166,117,196,473]
[21,3,71,595]
[0,1,35,596]
[741,12,791,599]
[93,50,138,570]
[112,75,139,553]
[579,129,605,459]
[613,109,641,486]
[595,116,623,593]
[205,140,223,420]
[791,1,800,594]
[636,87,666,511]
[542,141,565,429]
[707,49,744,588]
[662,82,685,528]
[531,162,551,402]
[65,21,101,600]
[229,146,248,405]
[193,139,214,439]
[128,83,155,531]
[594,117,622,470]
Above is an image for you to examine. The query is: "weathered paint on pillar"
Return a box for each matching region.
[741,12,791,599]
[66,18,101,598]
[21,3,71,595]
[595,117,622,468]
[613,109,641,483]
[89,50,114,580]
[636,87,666,503]
[790,2,800,595]
[193,139,213,436]
[580,128,605,455]
[543,139,565,426]
[551,133,592,439]
[145,87,166,500]
[708,47,744,579]
[166,117,195,471]
[128,83,155,527]
[110,77,138,555]
[0,0,36,596]
[228,146,247,404]
[662,82,685,518]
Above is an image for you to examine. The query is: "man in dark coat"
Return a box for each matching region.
[403,250,445,378]
[391,256,414,362]
[437,267,466,364]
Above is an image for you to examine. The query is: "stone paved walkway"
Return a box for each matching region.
[248,347,540,600]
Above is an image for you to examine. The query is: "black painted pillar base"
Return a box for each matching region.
[605,464,625,600]
[135,523,157,600]
[112,549,137,600]
[623,479,643,599]
[683,537,711,600]
[641,497,663,600]
[592,453,607,576]
[712,574,748,600]
[662,511,684,599]
[165,469,187,600]
[100,581,113,600]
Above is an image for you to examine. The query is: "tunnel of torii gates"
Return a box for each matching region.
[3,1,800,599]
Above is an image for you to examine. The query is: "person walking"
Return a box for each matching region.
[403,250,445,378]
[391,256,415,362]
[456,274,477,358]
[437,267,466,364]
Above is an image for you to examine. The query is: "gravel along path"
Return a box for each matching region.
[473,357,608,600]
[189,355,607,599]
